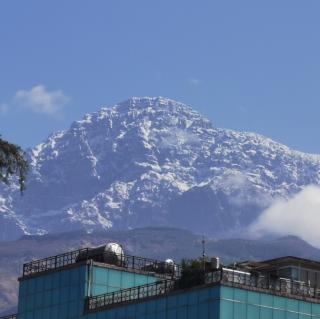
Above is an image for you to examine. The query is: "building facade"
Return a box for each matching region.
[3,246,320,319]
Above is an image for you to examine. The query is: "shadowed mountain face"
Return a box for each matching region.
[1,97,320,239]
[1,228,320,315]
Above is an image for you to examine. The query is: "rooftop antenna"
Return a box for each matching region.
[202,235,206,276]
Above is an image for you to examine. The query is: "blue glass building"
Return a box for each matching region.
[3,246,320,319]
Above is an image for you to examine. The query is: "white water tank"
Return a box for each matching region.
[165,259,175,266]
[106,243,124,258]
[76,242,124,265]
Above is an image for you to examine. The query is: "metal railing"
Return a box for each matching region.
[23,248,88,276]
[0,314,17,319]
[86,279,175,311]
[22,248,180,278]
[206,268,320,299]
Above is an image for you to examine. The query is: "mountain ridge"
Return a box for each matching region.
[1,97,320,240]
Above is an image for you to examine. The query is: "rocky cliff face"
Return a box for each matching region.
[1,97,320,239]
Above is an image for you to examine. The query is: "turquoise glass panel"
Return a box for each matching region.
[287,298,299,312]
[287,313,299,319]
[19,281,28,297]
[220,299,234,319]
[136,302,146,317]
[198,287,210,302]
[234,301,246,319]
[176,305,188,318]
[90,265,159,297]
[177,292,188,306]
[273,296,286,309]
[167,308,176,319]
[188,290,198,305]
[312,303,320,316]
[247,290,260,304]
[81,286,220,319]
[156,311,166,319]
[221,285,234,299]
[220,286,320,319]
[18,269,320,319]
[300,300,312,314]
[156,296,166,311]
[28,278,35,294]
[167,295,177,309]
[260,306,273,319]
[198,300,209,318]
[260,293,273,307]
[247,304,260,318]
[273,308,286,319]
[188,303,198,318]
[17,265,87,319]
[234,288,247,302]
[122,270,135,288]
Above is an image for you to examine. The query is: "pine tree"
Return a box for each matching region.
[0,137,28,193]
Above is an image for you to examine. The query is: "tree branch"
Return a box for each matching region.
[0,137,28,193]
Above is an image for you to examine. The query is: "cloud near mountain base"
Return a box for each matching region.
[249,185,320,248]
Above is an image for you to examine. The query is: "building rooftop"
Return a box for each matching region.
[237,256,320,272]
[4,246,320,319]
[21,246,180,280]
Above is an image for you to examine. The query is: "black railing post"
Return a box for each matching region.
[85,297,89,311]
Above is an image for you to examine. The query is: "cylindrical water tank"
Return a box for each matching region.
[104,243,124,264]
[165,258,177,275]
[165,259,174,265]
[76,242,124,266]
[211,257,220,270]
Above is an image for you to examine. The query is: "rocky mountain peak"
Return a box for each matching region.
[1,97,320,240]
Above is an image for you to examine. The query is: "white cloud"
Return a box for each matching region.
[249,185,320,247]
[215,171,272,208]
[14,85,70,115]
[220,171,248,190]
[158,128,200,148]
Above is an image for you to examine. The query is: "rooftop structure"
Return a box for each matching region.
[3,244,320,319]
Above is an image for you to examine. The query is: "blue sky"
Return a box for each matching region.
[1,1,320,153]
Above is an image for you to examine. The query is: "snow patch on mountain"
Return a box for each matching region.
[1,97,320,239]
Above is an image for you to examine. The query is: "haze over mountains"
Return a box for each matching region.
[1,97,320,241]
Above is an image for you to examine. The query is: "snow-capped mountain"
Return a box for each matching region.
[1,97,320,240]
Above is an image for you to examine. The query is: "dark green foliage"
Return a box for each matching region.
[175,258,206,289]
[0,137,28,193]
